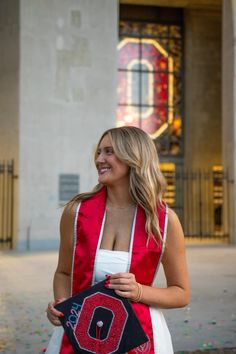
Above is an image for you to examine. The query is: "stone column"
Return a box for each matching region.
[18,0,118,250]
[184,7,222,170]
[222,0,236,243]
[0,0,20,248]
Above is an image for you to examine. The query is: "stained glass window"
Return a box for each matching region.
[117,21,183,156]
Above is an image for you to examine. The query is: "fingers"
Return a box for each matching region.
[46,300,65,326]
[108,273,135,288]
[48,301,64,317]
[108,272,136,285]
[114,289,131,298]
[109,272,135,280]
[105,272,139,301]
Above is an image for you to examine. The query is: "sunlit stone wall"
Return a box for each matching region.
[18,0,118,250]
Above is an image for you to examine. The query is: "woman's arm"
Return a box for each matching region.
[140,208,190,308]
[53,203,76,299]
[46,202,77,325]
[107,208,190,309]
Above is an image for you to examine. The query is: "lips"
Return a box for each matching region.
[98,167,111,175]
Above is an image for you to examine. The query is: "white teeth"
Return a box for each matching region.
[99,167,110,174]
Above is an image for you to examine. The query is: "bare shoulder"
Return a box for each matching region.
[167,207,182,227]
[60,201,80,244]
[57,201,80,273]
[165,207,185,246]
[60,201,79,227]
[162,207,186,268]
[57,202,78,275]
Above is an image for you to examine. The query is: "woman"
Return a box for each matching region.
[46,126,190,354]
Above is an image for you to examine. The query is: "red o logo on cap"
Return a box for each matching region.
[74,292,128,353]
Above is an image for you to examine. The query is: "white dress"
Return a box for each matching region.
[45,249,173,354]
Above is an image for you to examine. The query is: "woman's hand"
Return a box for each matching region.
[46,298,66,326]
[105,273,141,302]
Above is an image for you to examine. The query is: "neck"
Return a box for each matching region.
[106,184,134,208]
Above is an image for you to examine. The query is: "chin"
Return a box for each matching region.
[98,176,108,184]
[98,178,113,186]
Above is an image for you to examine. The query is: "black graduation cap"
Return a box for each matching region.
[55,279,148,354]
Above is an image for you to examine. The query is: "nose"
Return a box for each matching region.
[96,151,105,163]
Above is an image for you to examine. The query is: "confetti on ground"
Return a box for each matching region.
[176,349,236,354]
[0,291,53,353]
[0,248,236,353]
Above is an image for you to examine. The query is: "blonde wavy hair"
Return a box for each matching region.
[70,126,166,242]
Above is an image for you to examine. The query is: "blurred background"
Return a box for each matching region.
[1,0,235,251]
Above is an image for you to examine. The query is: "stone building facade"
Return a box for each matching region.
[0,0,235,250]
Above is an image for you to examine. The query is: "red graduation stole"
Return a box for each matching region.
[60,187,167,354]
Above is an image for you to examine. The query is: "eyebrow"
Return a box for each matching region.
[97,145,113,150]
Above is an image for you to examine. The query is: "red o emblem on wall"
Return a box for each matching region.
[117,38,174,139]
[74,292,128,353]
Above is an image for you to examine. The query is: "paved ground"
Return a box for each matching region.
[179,350,236,354]
[0,245,236,354]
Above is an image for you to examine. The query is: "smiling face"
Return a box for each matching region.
[95,134,130,187]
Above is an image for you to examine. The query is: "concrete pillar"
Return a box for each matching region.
[0,0,19,162]
[17,0,118,250]
[222,0,236,243]
[0,0,20,248]
[184,7,222,170]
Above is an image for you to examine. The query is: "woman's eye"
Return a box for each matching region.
[106,149,113,155]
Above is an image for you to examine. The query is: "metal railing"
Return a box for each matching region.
[0,160,14,249]
[163,168,230,240]
[0,162,231,248]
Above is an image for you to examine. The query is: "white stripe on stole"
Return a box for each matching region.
[71,202,81,294]
[151,204,168,286]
